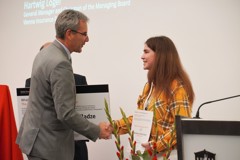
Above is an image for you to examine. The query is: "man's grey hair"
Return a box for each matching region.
[55,9,89,39]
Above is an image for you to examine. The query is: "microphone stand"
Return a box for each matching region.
[194,95,240,119]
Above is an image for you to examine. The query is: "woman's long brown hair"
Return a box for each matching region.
[146,36,194,103]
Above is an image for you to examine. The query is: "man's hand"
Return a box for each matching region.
[98,122,112,139]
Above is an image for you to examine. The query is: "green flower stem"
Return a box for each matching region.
[104,99,124,160]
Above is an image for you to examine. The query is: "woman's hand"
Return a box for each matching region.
[141,142,151,150]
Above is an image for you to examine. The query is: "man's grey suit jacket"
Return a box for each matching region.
[17,40,99,160]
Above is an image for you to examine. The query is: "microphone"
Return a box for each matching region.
[194,95,240,119]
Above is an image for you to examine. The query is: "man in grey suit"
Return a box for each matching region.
[26,42,90,160]
[16,9,111,160]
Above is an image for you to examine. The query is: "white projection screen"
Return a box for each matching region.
[0,0,240,159]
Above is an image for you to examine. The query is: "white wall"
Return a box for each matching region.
[0,0,240,159]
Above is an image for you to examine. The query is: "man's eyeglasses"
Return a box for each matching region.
[71,30,88,37]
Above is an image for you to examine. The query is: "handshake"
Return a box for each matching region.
[98,122,114,139]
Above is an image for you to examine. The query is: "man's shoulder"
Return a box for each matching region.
[73,73,87,85]
[73,74,85,78]
[25,78,31,87]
